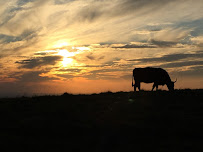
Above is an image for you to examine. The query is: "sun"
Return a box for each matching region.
[57,49,75,57]
[61,58,73,66]
[57,49,76,67]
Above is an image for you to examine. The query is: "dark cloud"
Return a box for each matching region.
[86,53,105,60]
[150,39,178,48]
[75,0,175,23]
[34,52,49,56]
[112,44,156,49]
[76,65,102,68]
[6,70,58,83]
[54,0,74,5]
[34,51,57,56]
[175,19,203,37]
[110,39,182,49]
[86,54,95,60]
[0,29,37,43]
[112,0,177,18]
[128,51,203,63]
[171,66,203,77]
[162,61,203,68]
[57,68,81,73]
[146,25,162,32]
[19,71,58,82]
[0,0,32,27]
[0,38,39,58]
[0,7,22,27]
[16,56,62,69]
[17,0,36,6]
[56,73,76,79]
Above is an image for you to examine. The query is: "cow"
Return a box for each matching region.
[132,67,176,91]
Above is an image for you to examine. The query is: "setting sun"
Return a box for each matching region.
[57,49,77,67]
[61,58,74,67]
[57,49,75,58]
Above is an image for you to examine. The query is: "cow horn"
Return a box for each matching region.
[174,78,177,83]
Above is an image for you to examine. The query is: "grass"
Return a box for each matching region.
[0,89,202,151]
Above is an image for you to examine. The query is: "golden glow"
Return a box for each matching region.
[52,40,69,48]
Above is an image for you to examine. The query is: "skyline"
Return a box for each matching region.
[0,0,203,97]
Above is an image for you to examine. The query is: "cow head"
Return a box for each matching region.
[167,79,177,91]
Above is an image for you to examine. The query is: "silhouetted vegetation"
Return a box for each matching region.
[0,89,202,151]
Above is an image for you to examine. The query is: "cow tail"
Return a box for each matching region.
[132,74,134,87]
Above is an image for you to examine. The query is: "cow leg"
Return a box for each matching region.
[138,83,141,91]
[134,81,137,92]
[156,85,158,91]
[152,83,156,91]
[134,85,137,92]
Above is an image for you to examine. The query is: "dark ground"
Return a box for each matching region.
[0,89,203,151]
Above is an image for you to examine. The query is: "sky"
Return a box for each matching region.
[0,0,203,97]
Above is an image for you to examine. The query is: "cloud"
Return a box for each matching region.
[19,71,58,82]
[86,53,105,60]
[76,0,178,24]
[112,43,156,48]
[54,0,74,5]
[56,68,82,73]
[73,0,180,24]
[77,4,105,22]
[83,67,130,80]
[86,54,95,60]
[150,39,178,48]
[128,51,203,63]
[162,61,203,68]
[0,29,37,43]
[55,73,76,79]
[16,55,62,69]
[17,0,36,6]
[111,39,185,49]
[0,2,24,27]
[176,19,203,37]
[170,66,203,77]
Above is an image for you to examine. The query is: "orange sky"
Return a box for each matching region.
[0,0,203,97]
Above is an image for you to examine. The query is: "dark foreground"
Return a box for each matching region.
[0,89,203,151]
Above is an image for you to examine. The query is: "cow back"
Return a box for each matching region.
[133,67,171,84]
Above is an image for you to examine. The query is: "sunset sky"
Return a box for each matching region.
[0,0,203,97]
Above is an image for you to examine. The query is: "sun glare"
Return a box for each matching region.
[57,49,76,67]
[57,49,75,58]
[62,58,73,66]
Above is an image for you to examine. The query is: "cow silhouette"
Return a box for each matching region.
[132,67,176,91]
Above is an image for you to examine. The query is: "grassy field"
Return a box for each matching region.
[0,89,203,151]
